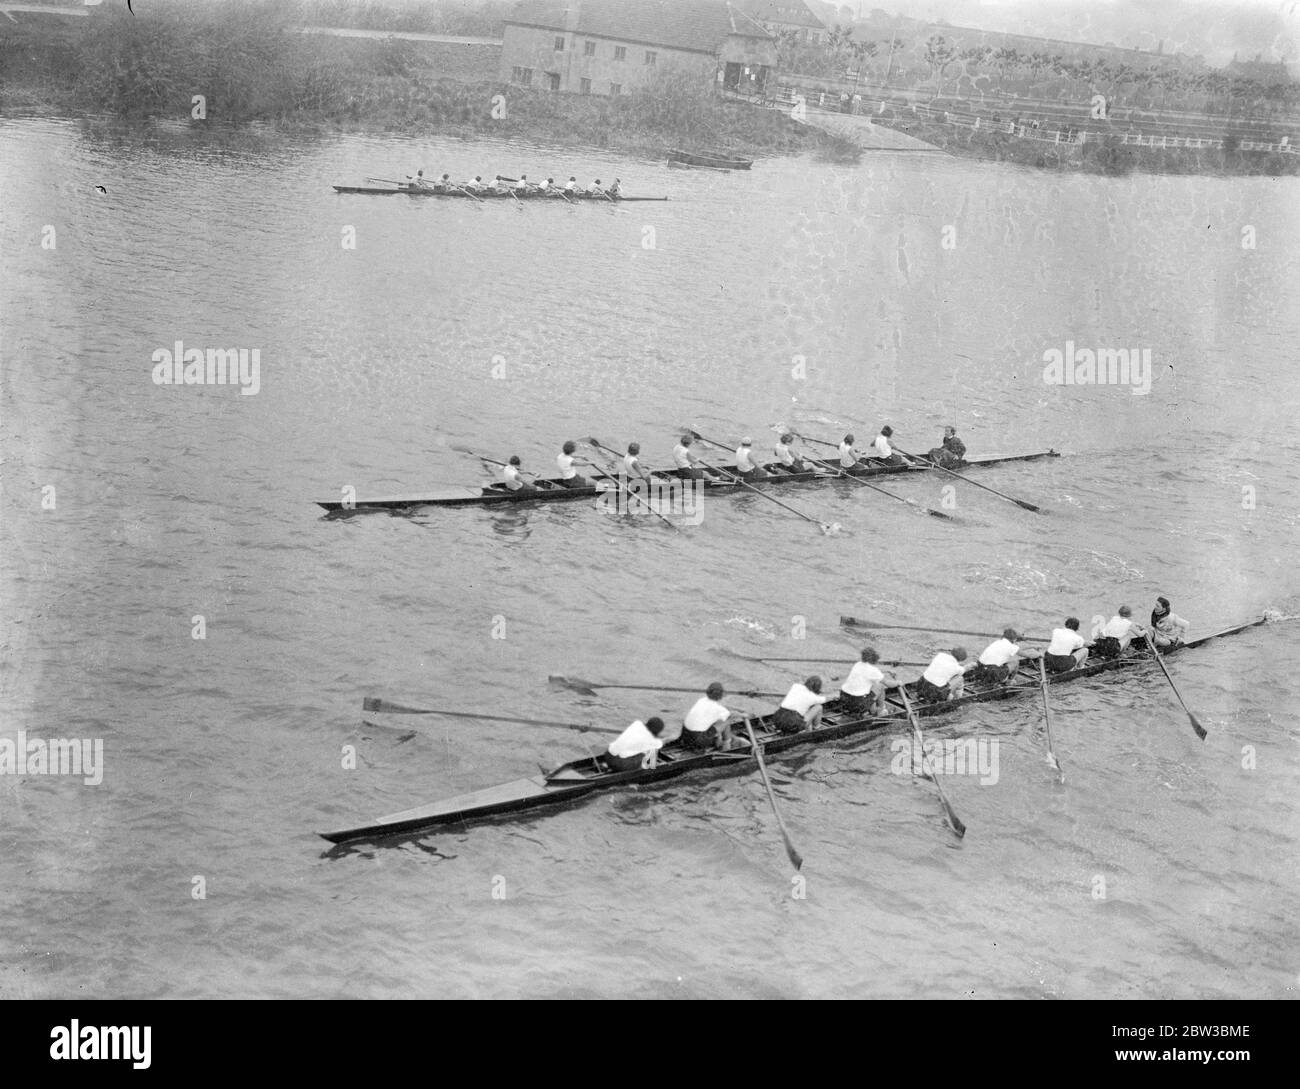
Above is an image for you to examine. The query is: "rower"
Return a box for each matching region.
[502,455,537,493]
[607,178,622,197]
[406,170,430,190]
[1150,596,1189,649]
[773,676,828,734]
[917,647,968,702]
[925,425,966,469]
[772,433,806,474]
[1092,605,1147,660]
[492,175,512,194]
[556,440,590,489]
[542,176,557,194]
[838,433,859,470]
[435,173,452,191]
[680,683,732,750]
[564,175,579,194]
[871,425,905,465]
[839,648,892,715]
[970,628,1022,686]
[586,178,604,196]
[734,436,768,481]
[1043,617,1089,674]
[605,716,665,772]
[514,173,532,192]
[623,441,651,481]
[672,434,707,480]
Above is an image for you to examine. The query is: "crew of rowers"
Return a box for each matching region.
[404,170,621,197]
[499,426,966,491]
[603,598,1190,768]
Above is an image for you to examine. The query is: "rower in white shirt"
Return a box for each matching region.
[773,676,828,734]
[1149,596,1189,649]
[734,436,768,481]
[917,647,968,702]
[838,433,860,469]
[586,178,605,196]
[514,173,532,192]
[673,434,706,480]
[680,683,732,750]
[772,433,806,474]
[501,455,537,493]
[464,175,485,192]
[971,628,1022,685]
[623,442,651,481]
[605,717,665,772]
[1093,605,1147,660]
[564,175,579,194]
[435,173,453,191]
[839,647,893,715]
[871,425,905,465]
[1043,617,1089,674]
[556,440,591,489]
[406,169,430,190]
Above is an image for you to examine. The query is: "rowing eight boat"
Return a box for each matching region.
[318,617,1264,844]
[332,185,669,201]
[316,450,1059,512]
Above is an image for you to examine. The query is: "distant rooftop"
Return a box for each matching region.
[506,0,774,54]
[735,0,825,32]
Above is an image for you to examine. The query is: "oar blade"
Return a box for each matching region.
[363,697,432,714]
[1190,713,1208,741]
[548,675,600,696]
[943,803,967,839]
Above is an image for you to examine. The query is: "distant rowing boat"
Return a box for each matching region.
[316,450,1058,512]
[667,148,753,170]
[318,617,1266,844]
[332,185,668,201]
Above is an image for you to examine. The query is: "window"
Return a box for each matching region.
[548,73,560,91]
[610,83,622,95]
[584,41,595,56]
[554,35,565,51]
[512,67,534,87]
[645,51,657,66]
[613,46,626,61]
[579,78,591,94]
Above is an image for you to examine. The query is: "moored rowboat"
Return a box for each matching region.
[667,149,753,170]
[332,185,668,201]
[316,449,1059,512]
[318,617,1266,844]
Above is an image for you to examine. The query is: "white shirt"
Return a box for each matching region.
[557,452,576,479]
[923,652,965,687]
[672,443,694,469]
[684,696,728,733]
[565,180,577,191]
[838,441,857,468]
[841,661,884,697]
[503,465,523,490]
[1154,612,1188,635]
[774,441,795,466]
[780,683,827,716]
[872,433,893,458]
[623,452,643,476]
[607,720,663,760]
[1101,615,1138,640]
[979,638,1020,666]
[1047,628,1086,656]
[735,445,758,472]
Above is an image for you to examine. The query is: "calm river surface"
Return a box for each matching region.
[1,118,1298,998]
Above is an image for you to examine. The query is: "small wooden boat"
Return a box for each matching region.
[667,148,753,170]
[316,450,1059,512]
[332,185,667,201]
[318,618,1267,844]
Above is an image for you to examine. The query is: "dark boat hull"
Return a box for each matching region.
[318,618,1266,844]
[667,149,753,170]
[332,185,667,201]
[316,450,1060,512]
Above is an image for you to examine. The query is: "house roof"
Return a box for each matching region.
[734,0,825,32]
[506,0,774,55]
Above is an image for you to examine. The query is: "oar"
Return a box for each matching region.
[743,717,803,870]
[841,616,1049,643]
[754,655,929,667]
[1038,656,1063,779]
[892,444,1042,513]
[549,676,785,698]
[899,688,966,838]
[368,176,404,185]
[1148,642,1207,740]
[577,452,680,533]
[361,697,619,733]
[449,183,484,203]
[683,431,841,534]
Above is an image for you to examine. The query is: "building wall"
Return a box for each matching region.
[500,24,715,95]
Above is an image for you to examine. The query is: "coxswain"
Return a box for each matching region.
[838,433,860,470]
[772,432,806,474]
[839,648,893,715]
[606,178,622,197]
[605,717,665,772]
[1043,617,1089,674]
[1092,605,1147,660]
[773,676,828,734]
[672,434,707,480]
[970,628,1022,685]
[502,455,536,493]
[564,175,579,194]
[1149,596,1189,649]
[925,425,966,469]
[917,647,968,702]
[556,440,590,489]
[623,442,651,481]
[871,425,905,465]
[734,436,768,481]
[680,683,732,750]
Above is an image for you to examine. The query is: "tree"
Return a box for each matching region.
[925,34,956,96]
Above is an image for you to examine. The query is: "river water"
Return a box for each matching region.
[1,117,1297,999]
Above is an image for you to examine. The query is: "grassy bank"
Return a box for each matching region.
[0,1,858,163]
